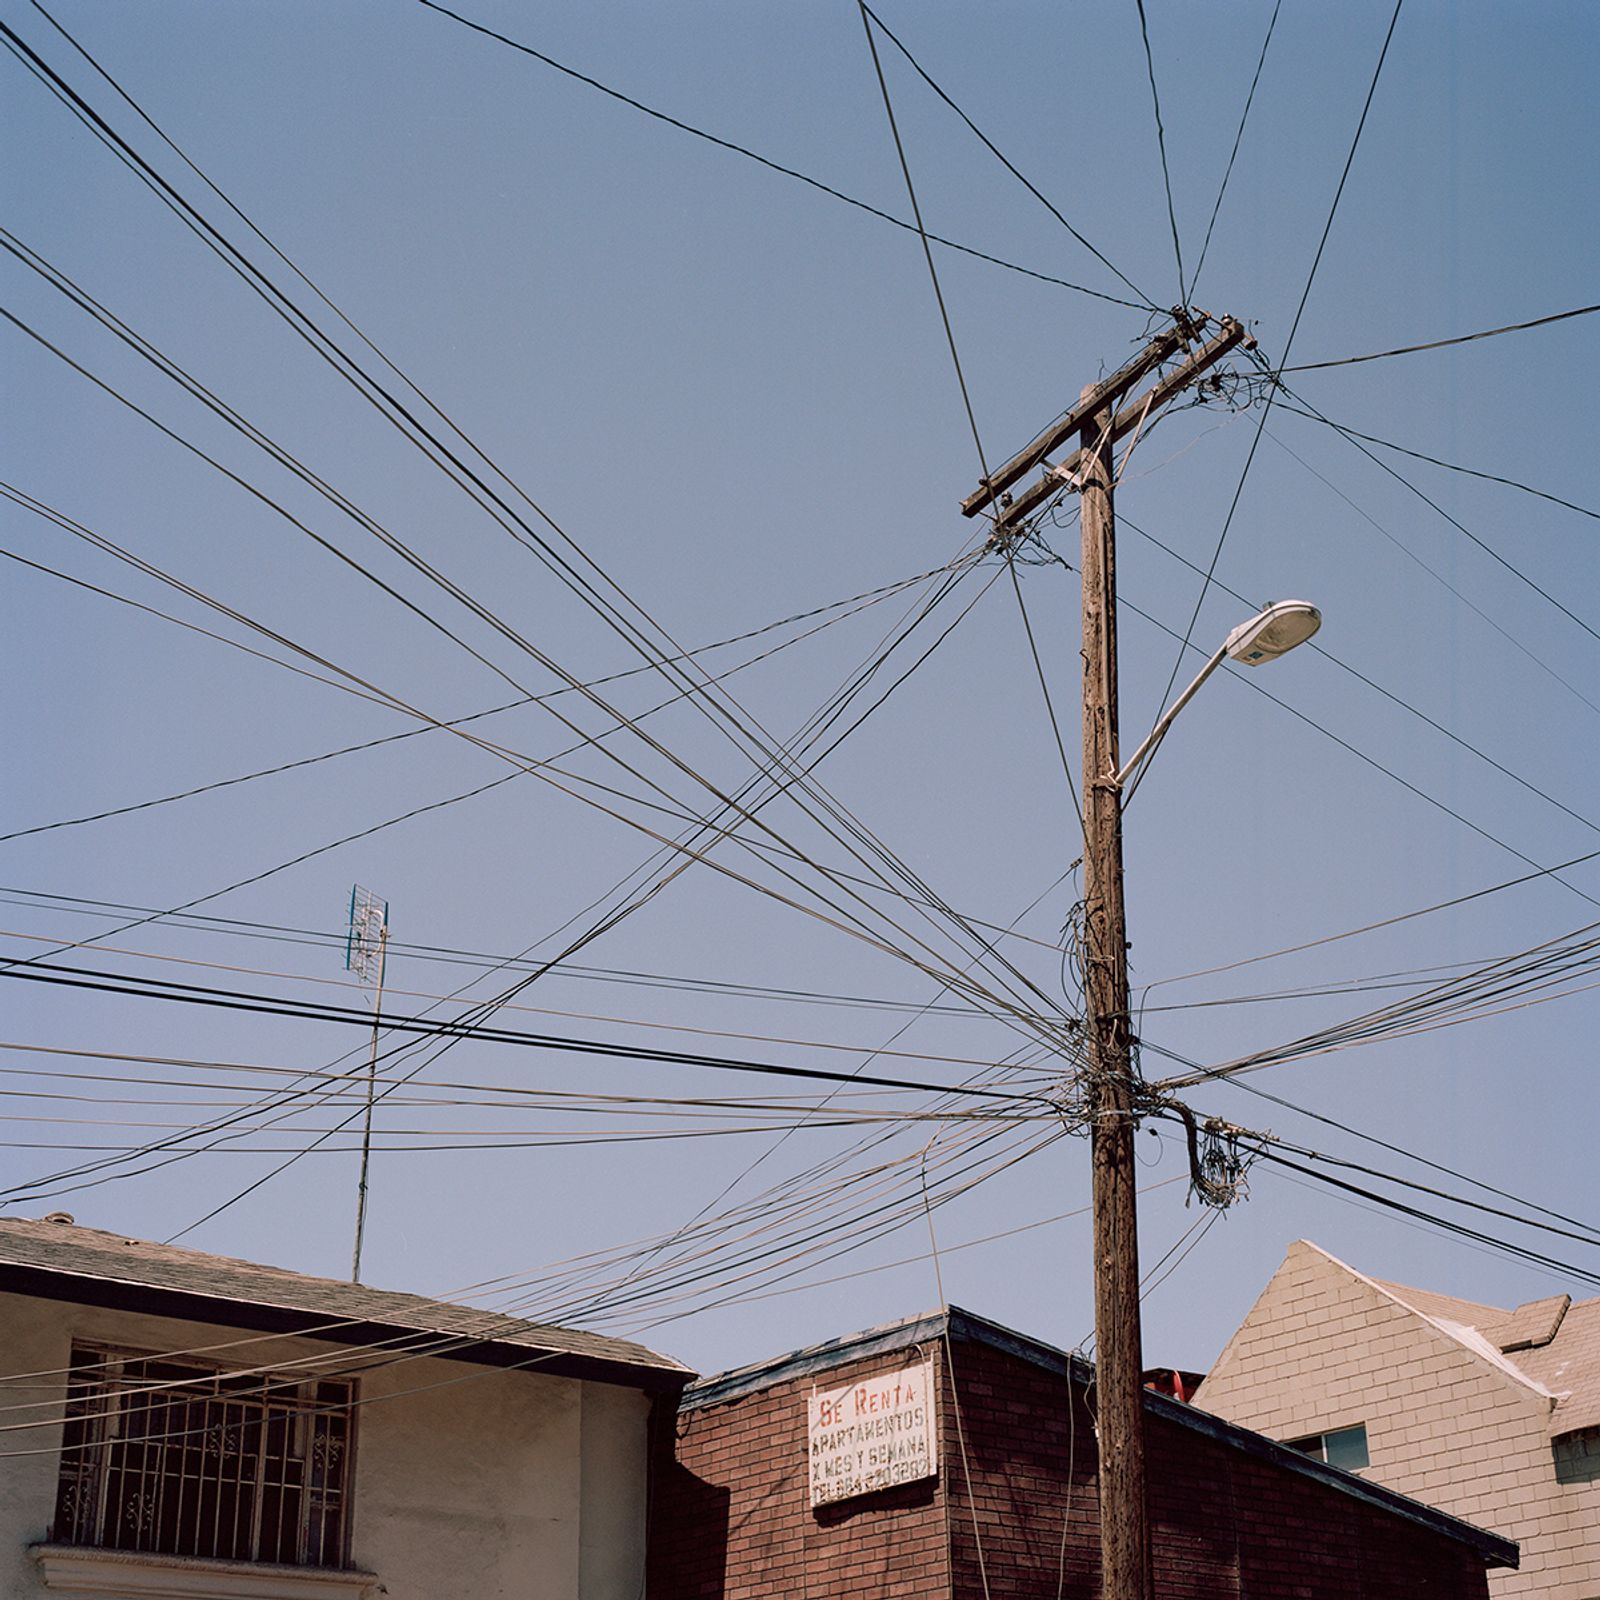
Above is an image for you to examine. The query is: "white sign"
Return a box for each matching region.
[807,1359,936,1507]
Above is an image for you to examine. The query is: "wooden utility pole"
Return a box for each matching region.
[1078,390,1150,1600]
[960,313,1254,1600]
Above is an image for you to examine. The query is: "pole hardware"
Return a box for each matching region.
[961,310,1260,1600]
[963,314,1254,541]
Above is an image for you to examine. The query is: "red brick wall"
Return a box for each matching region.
[651,1344,952,1599]
[651,1331,1497,1599]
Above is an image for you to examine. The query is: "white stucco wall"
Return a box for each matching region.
[0,1289,654,1600]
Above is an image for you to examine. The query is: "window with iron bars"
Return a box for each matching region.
[52,1344,354,1569]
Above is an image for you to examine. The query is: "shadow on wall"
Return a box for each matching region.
[813,1475,937,1529]
[651,1462,731,1598]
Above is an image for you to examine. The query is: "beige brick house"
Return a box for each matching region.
[1197,1240,1599,1599]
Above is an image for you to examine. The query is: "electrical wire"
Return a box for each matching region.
[856,3,1157,310]
[1154,0,1404,712]
[409,0,1150,310]
[1152,919,1600,1090]
[1187,0,1281,299]
[1251,427,1600,720]
[5,35,1092,1073]
[0,554,956,846]
[0,884,1070,981]
[1251,1150,1600,1291]
[1268,376,1600,643]
[1116,512,1600,847]
[1090,544,1600,918]
[0,928,1034,1071]
[1271,397,1598,523]
[1277,302,1600,373]
[6,449,1061,1057]
[1184,1070,1600,1240]
[4,94,1054,1030]
[0,962,1051,1114]
[1133,0,1185,305]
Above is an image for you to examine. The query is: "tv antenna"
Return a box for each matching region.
[345,884,389,1283]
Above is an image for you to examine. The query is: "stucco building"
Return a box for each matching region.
[1196,1239,1599,1599]
[650,1303,1517,1597]
[0,1214,689,1599]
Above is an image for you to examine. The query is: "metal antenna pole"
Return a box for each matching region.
[351,922,386,1284]
[345,886,388,1284]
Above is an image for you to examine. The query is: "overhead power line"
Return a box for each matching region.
[1271,374,1600,645]
[0,549,954,846]
[411,0,1150,310]
[1132,0,1185,304]
[1116,513,1600,848]
[1272,400,1599,521]
[857,3,1156,308]
[1254,1149,1600,1291]
[1251,429,1600,720]
[1155,0,1405,712]
[1137,840,1600,994]
[0,960,1052,1108]
[0,885,1065,998]
[1277,302,1600,372]
[1192,1071,1600,1242]
[1188,0,1282,299]
[6,21,1096,1070]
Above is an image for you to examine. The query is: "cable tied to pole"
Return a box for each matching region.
[1158,1098,1255,1209]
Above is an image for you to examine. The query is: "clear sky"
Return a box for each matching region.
[3,0,1597,1381]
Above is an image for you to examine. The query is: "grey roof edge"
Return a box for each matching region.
[680,1306,951,1410]
[1149,1391,1517,1570]
[0,1255,690,1395]
[681,1302,1517,1570]
[681,1303,1093,1412]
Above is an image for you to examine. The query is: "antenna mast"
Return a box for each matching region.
[345,884,389,1283]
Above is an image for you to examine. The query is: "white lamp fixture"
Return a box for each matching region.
[1222,599,1322,665]
[1117,600,1322,790]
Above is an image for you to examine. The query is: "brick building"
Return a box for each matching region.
[1196,1240,1600,1598]
[650,1304,1516,1598]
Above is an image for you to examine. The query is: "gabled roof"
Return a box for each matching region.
[1311,1241,1598,1440]
[1371,1277,1506,1330]
[682,1303,1517,1569]
[0,1215,690,1392]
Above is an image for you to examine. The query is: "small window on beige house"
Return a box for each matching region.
[51,1343,355,1568]
[1287,1422,1369,1471]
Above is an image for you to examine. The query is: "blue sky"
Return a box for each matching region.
[3,0,1597,1378]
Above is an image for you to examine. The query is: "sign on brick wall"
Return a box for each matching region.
[807,1359,936,1507]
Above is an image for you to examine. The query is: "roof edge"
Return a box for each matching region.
[0,1260,690,1393]
[1146,1388,1517,1569]
[681,1303,1093,1411]
[1298,1242,1554,1404]
[681,1300,1518,1569]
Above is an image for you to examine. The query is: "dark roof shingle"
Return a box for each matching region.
[0,1215,690,1391]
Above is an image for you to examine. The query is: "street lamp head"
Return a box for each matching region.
[1223,600,1322,666]
[1115,598,1323,791]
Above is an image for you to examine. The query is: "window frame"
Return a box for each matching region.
[51,1341,358,1571]
[1286,1421,1370,1471]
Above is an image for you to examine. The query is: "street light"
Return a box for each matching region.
[1079,591,1319,1600]
[1116,600,1321,793]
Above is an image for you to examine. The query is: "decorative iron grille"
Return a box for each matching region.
[52,1345,354,1568]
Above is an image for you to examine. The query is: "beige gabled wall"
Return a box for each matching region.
[1197,1241,1586,1599]
[0,1289,652,1600]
